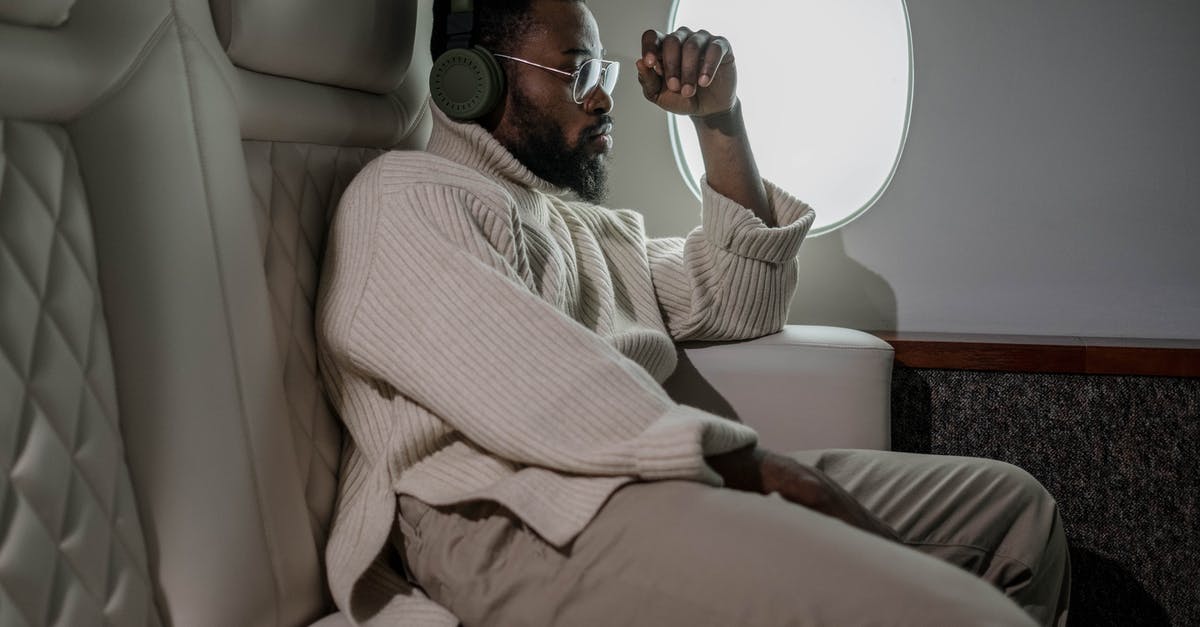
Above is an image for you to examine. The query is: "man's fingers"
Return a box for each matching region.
[700,36,731,87]
[679,30,710,98]
[660,27,691,93]
[640,29,663,71]
[635,58,663,102]
[640,25,736,108]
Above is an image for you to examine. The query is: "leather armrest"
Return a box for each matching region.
[664,326,894,451]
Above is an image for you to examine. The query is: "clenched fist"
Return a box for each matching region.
[636,27,738,118]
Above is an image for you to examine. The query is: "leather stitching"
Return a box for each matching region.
[248,140,381,552]
[1,120,158,626]
[3,155,115,423]
[74,13,174,122]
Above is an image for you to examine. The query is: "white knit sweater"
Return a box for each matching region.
[317,106,815,625]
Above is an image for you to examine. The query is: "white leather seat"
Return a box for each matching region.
[207,0,437,622]
[2,0,335,623]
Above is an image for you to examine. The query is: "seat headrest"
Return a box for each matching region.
[211,0,417,95]
[0,0,76,27]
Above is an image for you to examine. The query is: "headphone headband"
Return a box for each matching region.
[443,0,475,52]
[446,0,472,51]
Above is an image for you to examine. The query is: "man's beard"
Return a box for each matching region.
[503,87,611,203]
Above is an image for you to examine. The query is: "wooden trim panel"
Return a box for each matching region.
[871,332,1200,378]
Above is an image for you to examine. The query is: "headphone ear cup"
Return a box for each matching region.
[430,46,505,121]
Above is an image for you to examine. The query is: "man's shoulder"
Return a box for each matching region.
[370,150,511,203]
[333,151,515,233]
[563,200,647,243]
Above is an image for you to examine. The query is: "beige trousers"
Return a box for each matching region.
[395,450,1071,627]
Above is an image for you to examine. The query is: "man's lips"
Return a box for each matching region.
[588,123,614,151]
[588,123,614,139]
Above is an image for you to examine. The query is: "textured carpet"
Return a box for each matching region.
[890,367,1199,627]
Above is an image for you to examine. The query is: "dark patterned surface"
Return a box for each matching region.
[891,367,1199,627]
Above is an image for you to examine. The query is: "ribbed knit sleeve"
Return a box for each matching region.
[646,178,815,341]
[335,182,757,484]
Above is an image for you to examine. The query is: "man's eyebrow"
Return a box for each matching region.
[563,47,606,58]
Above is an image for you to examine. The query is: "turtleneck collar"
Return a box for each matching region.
[424,101,569,197]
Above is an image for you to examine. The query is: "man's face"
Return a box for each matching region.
[490,1,614,202]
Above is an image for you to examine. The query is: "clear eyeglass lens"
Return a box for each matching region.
[575,60,601,102]
[574,59,620,102]
[601,61,619,94]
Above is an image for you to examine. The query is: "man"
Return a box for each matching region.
[316,0,1070,625]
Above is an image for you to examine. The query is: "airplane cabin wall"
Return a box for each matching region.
[590,0,1200,340]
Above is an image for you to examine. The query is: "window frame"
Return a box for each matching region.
[666,0,916,236]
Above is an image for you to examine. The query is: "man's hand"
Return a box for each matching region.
[759,451,900,541]
[637,27,738,117]
[708,447,900,541]
[638,27,769,219]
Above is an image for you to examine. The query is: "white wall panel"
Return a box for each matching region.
[589,0,1200,339]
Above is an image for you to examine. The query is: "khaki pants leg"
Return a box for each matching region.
[789,450,1071,627]
[397,451,1068,627]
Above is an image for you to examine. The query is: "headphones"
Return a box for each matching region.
[429,0,506,121]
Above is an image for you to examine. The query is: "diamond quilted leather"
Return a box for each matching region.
[243,141,382,559]
[0,121,161,626]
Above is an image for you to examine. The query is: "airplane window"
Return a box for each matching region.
[669,0,912,235]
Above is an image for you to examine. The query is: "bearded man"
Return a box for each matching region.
[315,1,1071,625]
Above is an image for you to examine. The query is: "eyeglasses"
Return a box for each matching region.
[494,54,620,104]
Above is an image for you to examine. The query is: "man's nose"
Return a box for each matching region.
[585,81,614,114]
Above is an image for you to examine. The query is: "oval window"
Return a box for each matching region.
[669,0,913,235]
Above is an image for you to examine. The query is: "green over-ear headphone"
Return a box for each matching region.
[430,0,505,121]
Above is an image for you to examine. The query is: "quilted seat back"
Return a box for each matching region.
[0,117,162,627]
[2,0,432,623]
[207,0,435,580]
[1,2,169,625]
[1,0,348,623]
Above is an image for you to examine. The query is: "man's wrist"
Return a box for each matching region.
[690,98,744,135]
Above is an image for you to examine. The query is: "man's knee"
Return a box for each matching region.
[978,458,1058,510]
[958,457,1065,552]
[961,458,1070,625]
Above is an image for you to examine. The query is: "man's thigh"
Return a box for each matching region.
[789,449,1069,626]
[398,479,1034,627]
[789,449,1055,555]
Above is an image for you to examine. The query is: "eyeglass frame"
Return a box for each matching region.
[493,54,620,104]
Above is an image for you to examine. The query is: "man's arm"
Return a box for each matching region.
[323,175,757,483]
[633,28,813,342]
[637,27,772,224]
[635,29,892,538]
[692,102,773,226]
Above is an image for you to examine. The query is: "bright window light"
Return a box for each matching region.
[669,0,913,235]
